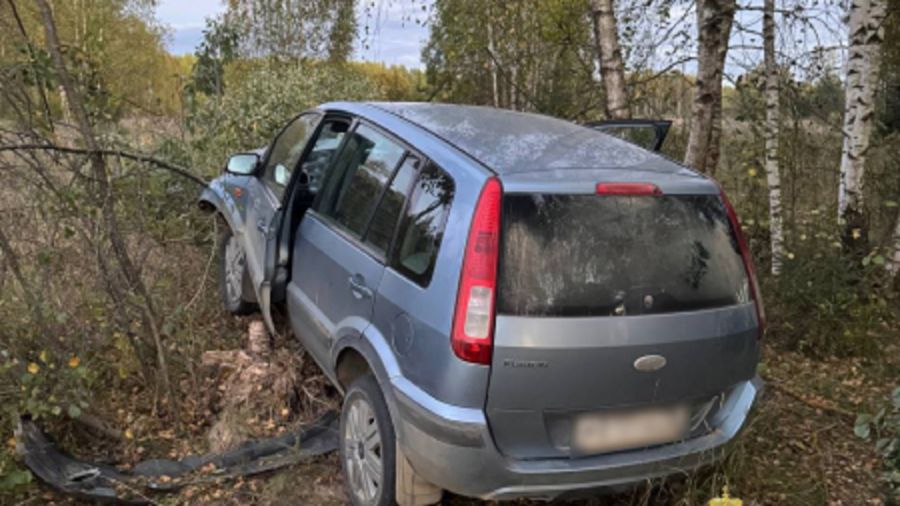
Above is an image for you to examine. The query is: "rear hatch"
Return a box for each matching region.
[485,190,761,459]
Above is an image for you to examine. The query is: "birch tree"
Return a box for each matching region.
[764,0,785,274]
[683,0,737,175]
[591,0,630,119]
[837,0,886,248]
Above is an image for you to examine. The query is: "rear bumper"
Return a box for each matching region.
[391,376,762,500]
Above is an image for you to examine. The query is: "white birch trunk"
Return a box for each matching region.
[837,0,886,226]
[683,0,737,173]
[591,0,630,119]
[487,19,500,108]
[764,0,784,275]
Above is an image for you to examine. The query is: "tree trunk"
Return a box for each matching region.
[837,0,886,251]
[683,0,736,174]
[764,0,785,275]
[591,0,629,119]
[487,18,500,108]
[35,0,176,417]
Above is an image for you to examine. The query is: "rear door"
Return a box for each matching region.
[287,122,408,368]
[485,191,761,458]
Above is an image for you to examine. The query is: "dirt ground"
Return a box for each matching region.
[27,338,896,506]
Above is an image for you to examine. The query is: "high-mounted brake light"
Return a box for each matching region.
[596,182,663,196]
[719,187,766,338]
[452,177,502,364]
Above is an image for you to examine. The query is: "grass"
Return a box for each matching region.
[12,315,897,505]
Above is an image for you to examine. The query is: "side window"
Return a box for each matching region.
[317,124,406,238]
[391,163,455,286]
[261,113,320,198]
[365,156,420,254]
[300,119,349,195]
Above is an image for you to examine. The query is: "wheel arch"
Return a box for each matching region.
[198,186,240,232]
[333,330,406,442]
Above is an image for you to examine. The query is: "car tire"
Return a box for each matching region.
[217,227,257,315]
[340,375,397,506]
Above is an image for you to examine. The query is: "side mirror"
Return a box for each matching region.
[225,153,260,175]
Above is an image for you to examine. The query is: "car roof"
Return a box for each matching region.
[367,102,683,172]
[321,101,717,195]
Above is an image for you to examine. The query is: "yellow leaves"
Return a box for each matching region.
[39,350,48,363]
[851,228,862,240]
[124,428,134,440]
[27,362,40,374]
[787,252,795,260]
[709,486,743,506]
[747,168,758,177]
[68,356,81,368]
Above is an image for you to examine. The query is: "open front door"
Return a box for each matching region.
[250,112,323,333]
[587,119,672,152]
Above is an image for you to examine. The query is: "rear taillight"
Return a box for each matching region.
[719,188,766,338]
[452,177,502,364]
[596,182,663,196]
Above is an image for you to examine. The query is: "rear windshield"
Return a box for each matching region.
[498,194,750,317]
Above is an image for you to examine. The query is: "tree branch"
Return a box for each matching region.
[0,144,208,187]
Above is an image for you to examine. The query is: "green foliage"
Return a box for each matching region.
[855,387,900,501]
[424,0,601,119]
[185,59,411,176]
[188,16,241,96]
[759,212,898,356]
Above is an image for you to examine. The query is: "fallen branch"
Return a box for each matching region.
[767,380,856,420]
[0,143,208,187]
[70,410,125,442]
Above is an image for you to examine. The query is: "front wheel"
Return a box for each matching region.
[341,375,396,506]
[217,228,257,315]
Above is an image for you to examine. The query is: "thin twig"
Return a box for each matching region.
[0,143,208,187]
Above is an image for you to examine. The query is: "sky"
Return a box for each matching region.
[154,1,844,79]
[155,0,430,69]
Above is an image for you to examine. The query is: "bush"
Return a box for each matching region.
[184,59,391,177]
[756,208,898,357]
[855,387,900,501]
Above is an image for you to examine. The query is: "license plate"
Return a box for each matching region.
[572,405,690,454]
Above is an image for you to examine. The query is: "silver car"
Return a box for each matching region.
[198,102,764,505]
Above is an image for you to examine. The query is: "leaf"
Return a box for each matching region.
[0,469,32,490]
[854,414,872,439]
[67,404,82,419]
[892,386,900,409]
[872,255,885,266]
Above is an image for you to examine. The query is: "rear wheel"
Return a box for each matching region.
[341,375,396,506]
[217,228,257,315]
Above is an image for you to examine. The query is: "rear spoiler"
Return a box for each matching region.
[585,119,672,152]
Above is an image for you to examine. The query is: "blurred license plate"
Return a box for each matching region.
[573,405,690,454]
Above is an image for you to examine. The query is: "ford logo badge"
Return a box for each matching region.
[633,354,667,372]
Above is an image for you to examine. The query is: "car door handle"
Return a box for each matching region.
[256,220,269,236]
[348,275,373,299]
